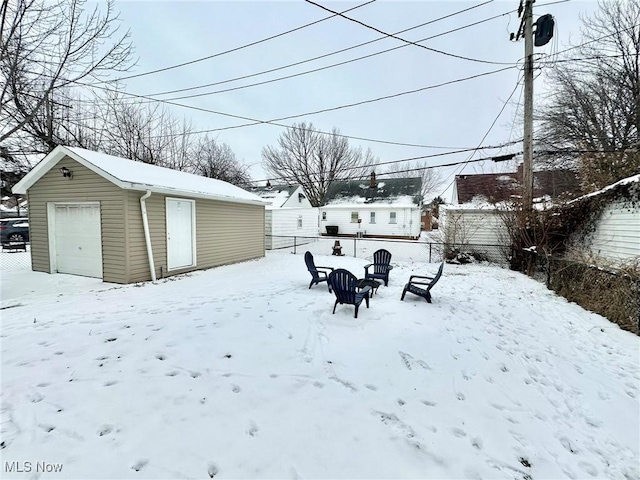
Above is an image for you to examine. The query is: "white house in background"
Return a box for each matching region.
[319,173,422,239]
[568,173,640,265]
[251,184,319,250]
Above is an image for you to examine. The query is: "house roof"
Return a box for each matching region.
[322,177,422,208]
[250,184,300,208]
[454,167,581,204]
[12,146,265,206]
[568,172,640,204]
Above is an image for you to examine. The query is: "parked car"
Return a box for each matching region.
[0,218,29,243]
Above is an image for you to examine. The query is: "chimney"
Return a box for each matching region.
[266,180,271,188]
[370,171,376,188]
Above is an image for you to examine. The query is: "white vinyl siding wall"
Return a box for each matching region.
[440,208,509,246]
[265,207,319,250]
[581,202,640,263]
[320,207,420,238]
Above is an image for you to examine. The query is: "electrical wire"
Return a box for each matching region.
[96,1,377,84]
[437,75,524,198]
[143,0,496,98]
[133,7,514,104]
[304,0,515,66]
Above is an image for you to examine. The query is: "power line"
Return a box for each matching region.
[98,1,377,84]
[142,9,516,104]
[304,0,515,66]
[252,152,522,185]
[251,147,621,185]
[81,66,515,140]
[137,1,499,100]
[16,68,522,150]
[438,75,523,198]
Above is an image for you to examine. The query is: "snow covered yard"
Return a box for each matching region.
[1,251,638,479]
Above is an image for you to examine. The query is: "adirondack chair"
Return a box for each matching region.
[304,251,334,291]
[364,249,394,286]
[328,269,371,318]
[400,262,444,303]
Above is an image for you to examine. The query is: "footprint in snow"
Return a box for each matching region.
[312,381,324,388]
[98,425,113,436]
[246,422,259,437]
[155,354,166,361]
[165,371,179,377]
[421,400,437,407]
[365,384,378,391]
[29,392,44,403]
[39,424,55,433]
[104,380,118,387]
[207,462,219,478]
[231,384,241,393]
[451,428,467,438]
[132,459,148,472]
[189,371,201,378]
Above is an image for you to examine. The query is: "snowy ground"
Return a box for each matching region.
[1,251,638,479]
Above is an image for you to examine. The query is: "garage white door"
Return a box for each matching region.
[53,203,103,278]
[166,198,195,270]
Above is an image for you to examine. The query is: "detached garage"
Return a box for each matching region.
[12,146,266,283]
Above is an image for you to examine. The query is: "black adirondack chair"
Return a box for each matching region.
[305,251,334,291]
[364,249,394,286]
[328,269,371,318]
[400,262,444,303]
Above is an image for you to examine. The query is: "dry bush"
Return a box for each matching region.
[548,256,640,335]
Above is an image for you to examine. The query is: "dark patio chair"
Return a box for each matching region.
[364,249,394,286]
[400,262,444,303]
[328,269,371,318]
[304,251,334,291]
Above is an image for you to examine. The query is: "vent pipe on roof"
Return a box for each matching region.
[140,190,156,282]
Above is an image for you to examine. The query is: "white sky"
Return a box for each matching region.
[109,0,600,201]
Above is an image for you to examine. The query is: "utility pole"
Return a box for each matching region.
[523,0,534,212]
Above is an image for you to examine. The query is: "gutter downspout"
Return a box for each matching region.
[140,190,156,282]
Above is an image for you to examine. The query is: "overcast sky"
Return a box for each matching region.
[110,0,599,201]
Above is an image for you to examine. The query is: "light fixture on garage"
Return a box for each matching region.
[59,166,73,179]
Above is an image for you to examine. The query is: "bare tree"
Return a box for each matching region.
[262,122,376,206]
[191,136,252,187]
[0,0,133,151]
[538,0,639,191]
[384,161,443,200]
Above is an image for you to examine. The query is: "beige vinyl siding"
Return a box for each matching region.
[26,156,127,283]
[126,191,265,282]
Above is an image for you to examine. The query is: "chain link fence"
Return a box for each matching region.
[266,235,511,265]
[1,243,32,271]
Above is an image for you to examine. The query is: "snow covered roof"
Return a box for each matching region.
[323,177,422,208]
[12,146,265,206]
[250,184,299,208]
[568,173,640,204]
[454,169,580,204]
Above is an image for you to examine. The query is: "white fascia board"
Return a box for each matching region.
[12,145,125,194]
[126,184,266,206]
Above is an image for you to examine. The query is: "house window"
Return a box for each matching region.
[370,212,376,224]
[351,212,359,223]
[389,211,397,224]
[297,216,303,229]
[322,211,327,221]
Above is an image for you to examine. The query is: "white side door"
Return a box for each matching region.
[52,203,103,278]
[166,198,196,270]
